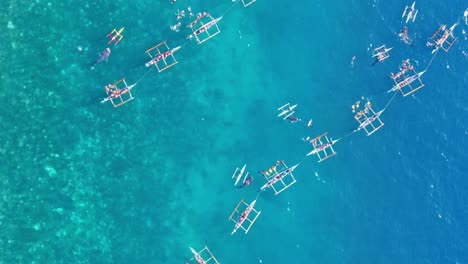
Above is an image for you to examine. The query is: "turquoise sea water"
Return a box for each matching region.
[1,0,467,263]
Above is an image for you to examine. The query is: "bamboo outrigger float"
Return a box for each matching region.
[402,1,418,23]
[277,103,298,120]
[371,45,392,65]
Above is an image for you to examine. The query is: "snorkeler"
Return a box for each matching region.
[287,115,300,123]
[351,55,356,67]
[399,26,414,46]
[237,176,254,188]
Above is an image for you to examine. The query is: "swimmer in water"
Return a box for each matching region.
[237,176,254,188]
[399,26,414,46]
[287,116,300,123]
[464,9,468,25]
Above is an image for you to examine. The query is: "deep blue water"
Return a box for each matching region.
[0,0,467,263]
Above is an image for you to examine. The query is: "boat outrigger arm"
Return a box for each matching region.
[372,46,393,58]
[187,16,223,40]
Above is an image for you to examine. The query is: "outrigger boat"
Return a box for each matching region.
[430,22,458,54]
[353,101,385,136]
[387,72,424,93]
[229,198,261,235]
[402,2,418,23]
[107,27,125,45]
[307,132,340,162]
[258,162,298,194]
[145,45,181,67]
[388,59,426,97]
[372,45,393,64]
[232,164,247,186]
[187,16,223,41]
[277,103,298,119]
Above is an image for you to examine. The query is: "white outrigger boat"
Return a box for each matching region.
[277,103,298,120]
[402,1,418,23]
[187,15,223,44]
[232,164,247,186]
[145,45,181,67]
[307,132,340,162]
[387,59,426,96]
[372,45,393,62]
[258,162,298,195]
[430,22,458,54]
[387,71,424,93]
[229,198,261,235]
[145,41,181,72]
